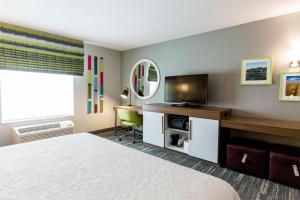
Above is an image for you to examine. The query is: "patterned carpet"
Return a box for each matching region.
[97,131,300,200]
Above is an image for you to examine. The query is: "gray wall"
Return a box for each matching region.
[0,43,121,146]
[121,11,300,121]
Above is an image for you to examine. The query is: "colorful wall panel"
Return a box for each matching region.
[87,55,104,114]
[93,56,98,113]
[99,57,104,113]
[87,55,92,114]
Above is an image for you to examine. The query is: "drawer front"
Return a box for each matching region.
[227,145,268,178]
[269,152,300,189]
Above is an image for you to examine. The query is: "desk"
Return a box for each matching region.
[219,116,300,167]
[113,105,143,135]
[221,116,300,139]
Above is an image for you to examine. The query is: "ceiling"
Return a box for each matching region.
[1,0,300,51]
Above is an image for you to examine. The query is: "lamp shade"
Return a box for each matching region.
[121,89,129,99]
[120,88,132,106]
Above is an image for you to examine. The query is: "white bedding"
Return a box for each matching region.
[0,133,240,200]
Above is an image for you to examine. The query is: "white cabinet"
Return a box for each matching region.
[143,111,164,147]
[188,117,219,163]
[142,111,220,163]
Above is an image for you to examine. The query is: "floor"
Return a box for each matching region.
[97,131,300,200]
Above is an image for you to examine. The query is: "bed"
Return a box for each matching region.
[0,133,240,200]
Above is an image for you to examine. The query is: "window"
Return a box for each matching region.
[149,81,158,95]
[0,70,74,123]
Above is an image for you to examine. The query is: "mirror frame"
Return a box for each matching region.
[130,59,160,100]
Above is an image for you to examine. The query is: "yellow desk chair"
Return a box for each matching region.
[117,108,143,143]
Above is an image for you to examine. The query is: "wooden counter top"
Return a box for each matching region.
[221,116,300,139]
[143,103,231,120]
[113,105,142,112]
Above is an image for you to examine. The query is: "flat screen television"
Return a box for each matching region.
[164,74,208,105]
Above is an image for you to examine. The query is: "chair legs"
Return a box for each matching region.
[118,127,141,143]
[133,129,136,143]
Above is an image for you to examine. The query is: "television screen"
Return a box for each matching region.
[164,74,208,104]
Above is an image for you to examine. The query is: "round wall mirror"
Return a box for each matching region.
[130,59,160,99]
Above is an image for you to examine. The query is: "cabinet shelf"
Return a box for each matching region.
[165,145,187,154]
[165,127,189,134]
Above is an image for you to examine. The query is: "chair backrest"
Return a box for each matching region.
[117,109,142,125]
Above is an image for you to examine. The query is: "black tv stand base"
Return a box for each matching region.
[170,103,201,108]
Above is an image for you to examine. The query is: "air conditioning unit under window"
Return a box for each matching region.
[12,120,74,144]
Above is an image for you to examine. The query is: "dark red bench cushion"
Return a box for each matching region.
[227,138,269,178]
[269,144,300,189]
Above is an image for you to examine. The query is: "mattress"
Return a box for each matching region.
[0,133,240,200]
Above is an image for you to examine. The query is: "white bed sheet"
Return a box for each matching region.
[0,133,240,200]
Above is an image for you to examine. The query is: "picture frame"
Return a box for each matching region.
[280,71,300,102]
[240,57,273,85]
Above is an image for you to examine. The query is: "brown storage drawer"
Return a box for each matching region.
[269,145,300,189]
[227,138,269,178]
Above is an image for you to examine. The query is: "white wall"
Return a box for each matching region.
[0,43,121,146]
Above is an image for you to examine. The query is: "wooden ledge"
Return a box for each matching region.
[221,117,300,139]
[113,105,142,112]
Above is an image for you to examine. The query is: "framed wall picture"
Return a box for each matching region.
[280,72,300,102]
[241,57,273,85]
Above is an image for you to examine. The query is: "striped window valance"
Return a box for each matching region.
[0,22,84,76]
